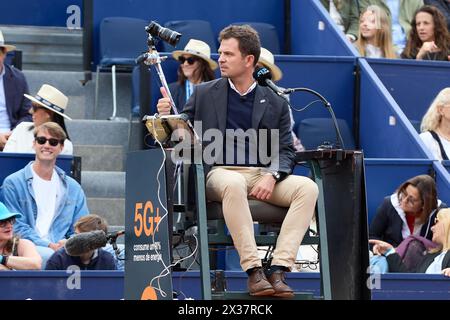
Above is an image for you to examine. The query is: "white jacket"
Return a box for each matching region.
[3,122,73,155]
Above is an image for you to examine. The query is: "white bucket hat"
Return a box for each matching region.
[0,30,16,52]
[258,47,282,82]
[172,39,218,70]
[24,84,72,120]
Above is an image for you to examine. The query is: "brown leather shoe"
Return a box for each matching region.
[247,268,275,296]
[267,270,294,298]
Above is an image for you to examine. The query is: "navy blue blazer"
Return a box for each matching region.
[182,78,296,178]
[3,64,32,129]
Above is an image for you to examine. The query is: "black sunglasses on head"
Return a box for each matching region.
[35,136,62,147]
[178,56,197,65]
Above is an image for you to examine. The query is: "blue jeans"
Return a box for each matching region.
[36,246,55,270]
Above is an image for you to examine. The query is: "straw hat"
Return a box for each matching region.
[24,84,71,120]
[258,47,282,82]
[172,39,218,70]
[0,30,16,52]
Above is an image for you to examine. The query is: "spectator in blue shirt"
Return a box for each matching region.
[1,122,89,268]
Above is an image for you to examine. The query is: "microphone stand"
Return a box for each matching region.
[283,87,345,150]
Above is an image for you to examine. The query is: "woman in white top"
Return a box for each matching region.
[419,87,450,160]
[355,5,397,59]
[3,84,73,154]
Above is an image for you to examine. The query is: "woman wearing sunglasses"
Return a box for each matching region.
[370,208,450,276]
[169,39,218,112]
[369,175,447,273]
[3,84,72,154]
[0,202,42,270]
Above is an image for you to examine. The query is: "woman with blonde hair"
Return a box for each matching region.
[370,208,450,276]
[420,87,450,160]
[356,5,396,58]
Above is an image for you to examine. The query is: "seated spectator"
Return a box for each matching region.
[360,0,424,56]
[370,207,450,276]
[370,175,446,247]
[46,214,116,270]
[425,0,450,31]
[168,39,217,112]
[420,87,450,160]
[0,29,32,150]
[401,5,450,61]
[3,84,73,154]
[0,201,41,270]
[256,47,304,152]
[369,174,447,272]
[319,0,361,42]
[1,122,88,268]
[356,5,397,58]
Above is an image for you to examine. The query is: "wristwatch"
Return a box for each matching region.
[269,170,281,182]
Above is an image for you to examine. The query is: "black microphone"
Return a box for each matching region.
[106,230,125,242]
[64,230,108,256]
[253,67,285,98]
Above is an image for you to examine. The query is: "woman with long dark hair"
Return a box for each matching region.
[3,84,73,154]
[168,39,217,112]
[401,5,450,61]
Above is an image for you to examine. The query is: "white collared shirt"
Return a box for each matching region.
[228,78,257,96]
[0,65,10,133]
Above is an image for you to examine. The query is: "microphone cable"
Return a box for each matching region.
[147,124,200,299]
[284,87,346,150]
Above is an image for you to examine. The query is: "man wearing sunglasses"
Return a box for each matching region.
[1,121,89,268]
[157,25,319,298]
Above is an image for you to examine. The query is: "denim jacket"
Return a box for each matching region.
[1,162,89,247]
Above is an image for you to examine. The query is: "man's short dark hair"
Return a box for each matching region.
[219,25,261,66]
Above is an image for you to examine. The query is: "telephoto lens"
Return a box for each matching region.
[146,21,182,47]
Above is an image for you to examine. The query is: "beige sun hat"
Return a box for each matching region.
[0,30,16,52]
[258,47,282,82]
[24,84,71,120]
[172,39,218,70]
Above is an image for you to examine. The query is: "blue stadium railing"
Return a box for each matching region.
[1,271,449,300]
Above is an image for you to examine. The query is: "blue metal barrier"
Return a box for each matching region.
[367,58,450,122]
[434,161,450,204]
[359,59,430,158]
[1,271,449,300]
[290,0,358,56]
[1,0,83,26]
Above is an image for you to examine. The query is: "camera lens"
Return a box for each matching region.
[146,21,182,47]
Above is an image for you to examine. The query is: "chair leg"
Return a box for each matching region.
[110,64,117,119]
[94,65,100,119]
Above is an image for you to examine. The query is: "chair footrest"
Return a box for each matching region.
[211,291,314,300]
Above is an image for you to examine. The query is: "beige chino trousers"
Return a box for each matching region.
[206,166,319,271]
